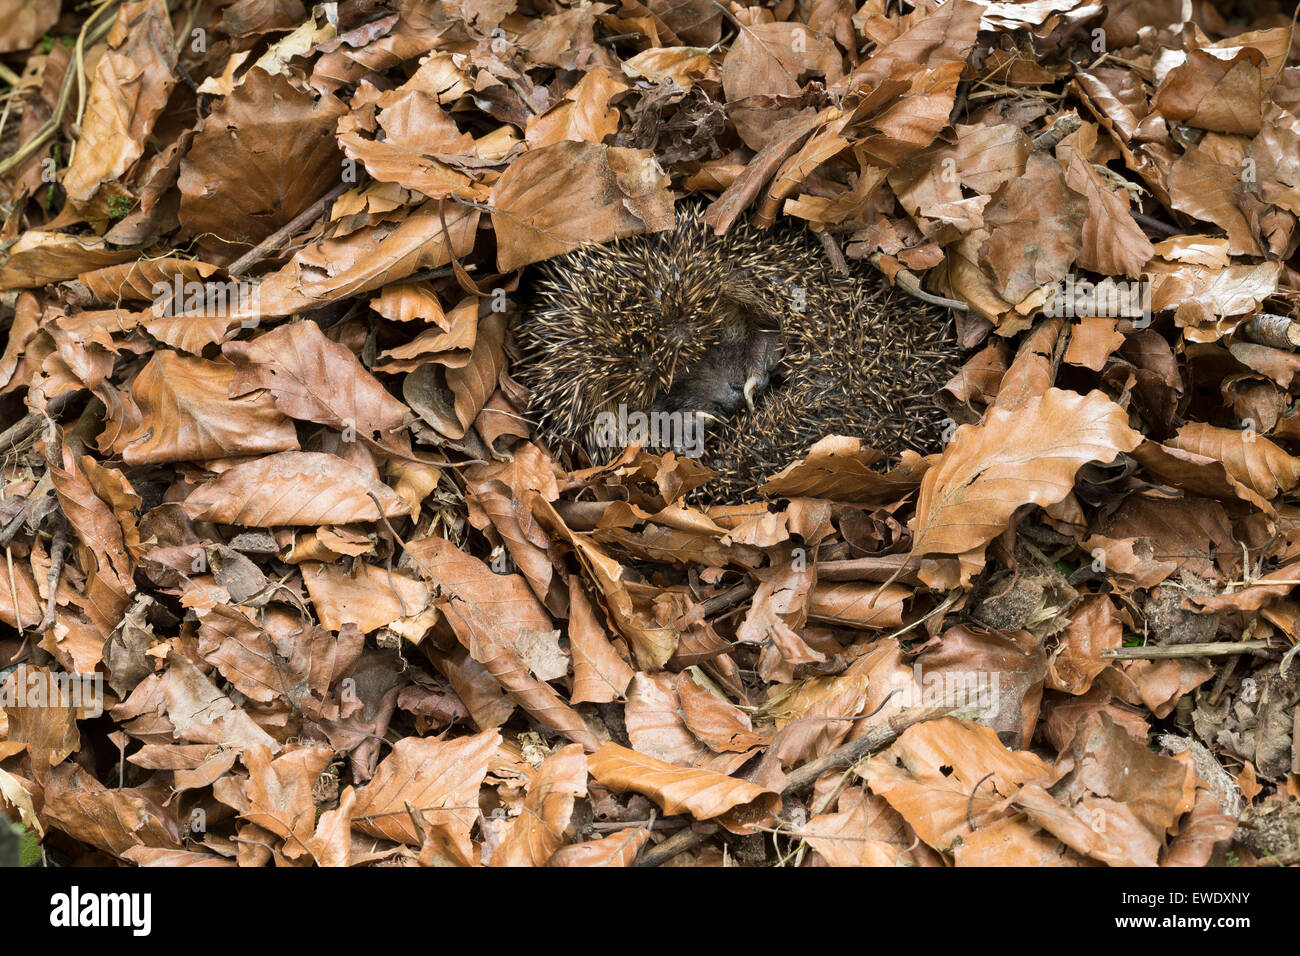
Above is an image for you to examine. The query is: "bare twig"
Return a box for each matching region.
[1102,641,1274,660]
[966,771,995,832]
[781,703,963,795]
[1031,112,1082,151]
[1240,313,1300,351]
[37,517,67,633]
[817,230,850,276]
[635,824,712,867]
[227,181,351,277]
[1131,210,1181,237]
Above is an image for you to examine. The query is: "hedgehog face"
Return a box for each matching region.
[518,207,770,446]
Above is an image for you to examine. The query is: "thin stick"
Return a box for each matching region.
[817,230,850,276]
[226,181,350,277]
[635,825,710,867]
[38,519,67,632]
[1132,210,1181,237]
[1101,641,1273,660]
[781,703,962,795]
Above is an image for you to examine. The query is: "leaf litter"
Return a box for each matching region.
[0,0,1297,867]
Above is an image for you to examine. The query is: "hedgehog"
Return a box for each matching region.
[512,201,960,500]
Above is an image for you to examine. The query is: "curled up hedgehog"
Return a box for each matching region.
[512,200,960,500]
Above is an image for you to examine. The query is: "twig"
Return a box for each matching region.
[698,579,756,615]
[817,230,850,276]
[1031,112,1082,151]
[966,771,995,831]
[1240,313,1300,351]
[1131,210,1181,237]
[0,391,76,452]
[780,703,962,795]
[1102,641,1274,660]
[38,518,67,633]
[1207,654,1240,706]
[226,181,351,277]
[634,824,712,867]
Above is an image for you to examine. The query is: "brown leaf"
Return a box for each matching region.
[1047,594,1122,696]
[530,494,677,670]
[404,312,506,440]
[302,561,430,635]
[1057,124,1154,278]
[352,729,499,848]
[546,826,649,867]
[60,0,176,212]
[1164,788,1236,867]
[911,389,1142,561]
[178,69,346,253]
[588,742,780,834]
[225,320,412,455]
[567,576,635,705]
[1167,134,1263,258]
[118,351,299,465]
[1167,422,1300,499]
[304,785,357,868]
[980,152,1088,303]
[40,761,180,860]
[158,650,280,753]
[526,66,629,148]
[0,0,59,53]
[3,666,81,766]
[1154,48,1265,136]
[491,744,588,866]
[623,673,755,774]
[490,141,673,271]
[798,790,931,866]
[184,451,411,526]
[241,745,334,860]
[405,535,599,751]
[720,22,842,102]
[862,717,1051,852]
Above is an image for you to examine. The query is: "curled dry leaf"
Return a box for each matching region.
[588,742,780,835]
[490,140,673,271]
[911,388,1142,562]
[352,729,500,851]
[225,321,411,455]
[118,351,299,465]
[491,744,588,866]
[1167,422,1300,499]
[566,576,635,705]
[404,312,505,440]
